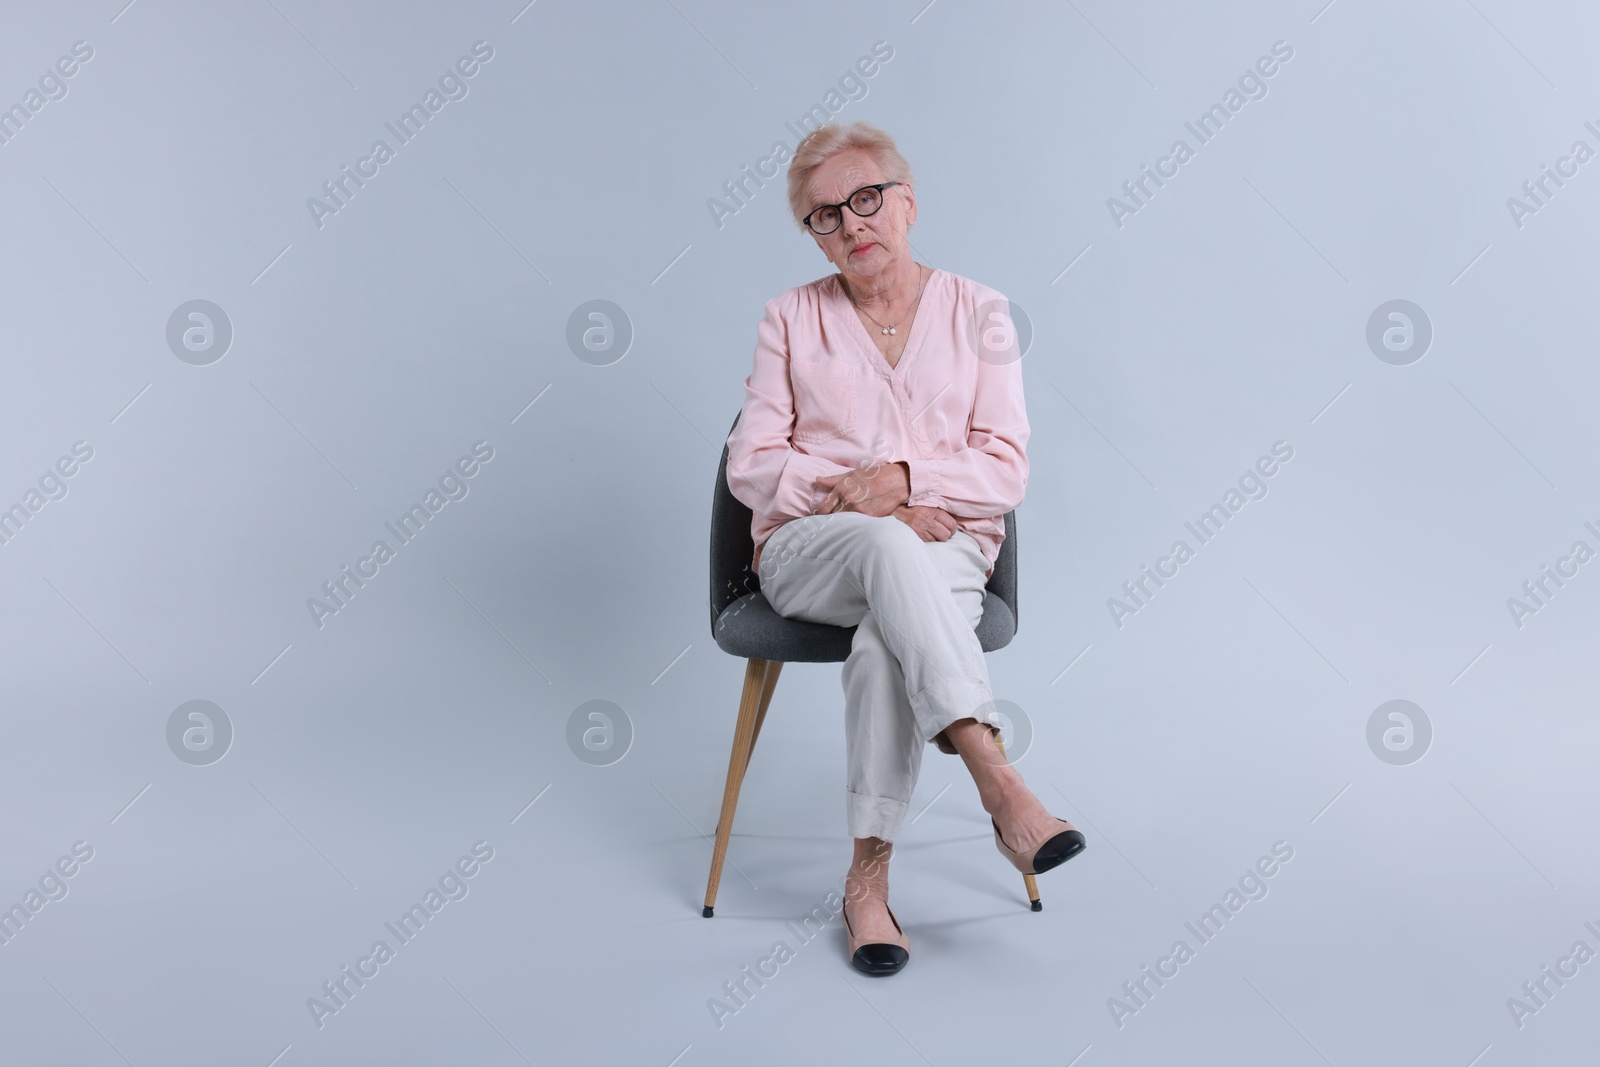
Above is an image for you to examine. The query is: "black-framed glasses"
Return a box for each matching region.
[801,182,902,236]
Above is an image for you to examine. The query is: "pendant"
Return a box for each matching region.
[882,326,894,335]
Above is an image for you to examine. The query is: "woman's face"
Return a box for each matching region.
[803,148,916,284]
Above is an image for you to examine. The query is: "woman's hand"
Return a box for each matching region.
[816,461,912,518]
[893,504,959,541]
[815,462,959,540]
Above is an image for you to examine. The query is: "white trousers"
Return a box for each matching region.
[757,511,1002,842]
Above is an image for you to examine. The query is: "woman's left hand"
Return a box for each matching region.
[816,461,911,517]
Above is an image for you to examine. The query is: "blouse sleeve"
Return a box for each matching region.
[726,293,857,522]
[904,352,1029,519]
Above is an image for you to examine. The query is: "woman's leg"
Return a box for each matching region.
[940,717,1076,855]
[844,525,1074,863]
[841,609,924,841]
[760,512,999,749]
[842,835,896,947]
[760,513,957,943]
[926,532,1076,859]
[835,610,921,945]
[759,513,1067,940]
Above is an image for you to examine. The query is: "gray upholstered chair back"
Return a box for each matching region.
[710,410,1017,660]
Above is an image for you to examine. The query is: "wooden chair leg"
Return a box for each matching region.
[993,733,1043,911]
[703,658,774,917]
[720,660,781,838]
[748,660,782,756]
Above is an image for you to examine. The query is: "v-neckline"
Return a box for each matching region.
[834,266,939,378]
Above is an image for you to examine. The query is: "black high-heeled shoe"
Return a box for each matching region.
[841,900,910,976]
[992,816,1086,876]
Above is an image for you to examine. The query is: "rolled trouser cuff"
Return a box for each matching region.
[847,789,909,842]
[914,679,999,747]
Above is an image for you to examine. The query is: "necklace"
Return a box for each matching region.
[841,265,927,335]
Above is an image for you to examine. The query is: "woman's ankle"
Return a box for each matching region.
[846,838,892,900]
[978,769,1033,821]
[943,716,1011,770]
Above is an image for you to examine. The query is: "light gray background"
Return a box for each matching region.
[2,0,1596,1064]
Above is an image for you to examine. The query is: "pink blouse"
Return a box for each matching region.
[726,267,1030,581]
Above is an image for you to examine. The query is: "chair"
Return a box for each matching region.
[704,409,1042,917]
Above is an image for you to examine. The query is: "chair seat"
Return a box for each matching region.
[713,591,1017,662]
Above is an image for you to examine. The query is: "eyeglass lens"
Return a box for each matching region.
[811,186,883,234]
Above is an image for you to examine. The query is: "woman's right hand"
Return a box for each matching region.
[893,504,959,541]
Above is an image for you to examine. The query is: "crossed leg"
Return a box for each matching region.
[758,512,1074,944]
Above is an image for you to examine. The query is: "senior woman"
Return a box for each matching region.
[725,121,1085,976]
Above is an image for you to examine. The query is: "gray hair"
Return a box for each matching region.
[786,121,915,229]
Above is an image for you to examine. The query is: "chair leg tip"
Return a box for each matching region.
[1030,899,1042,912]
[702,905,715,918]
